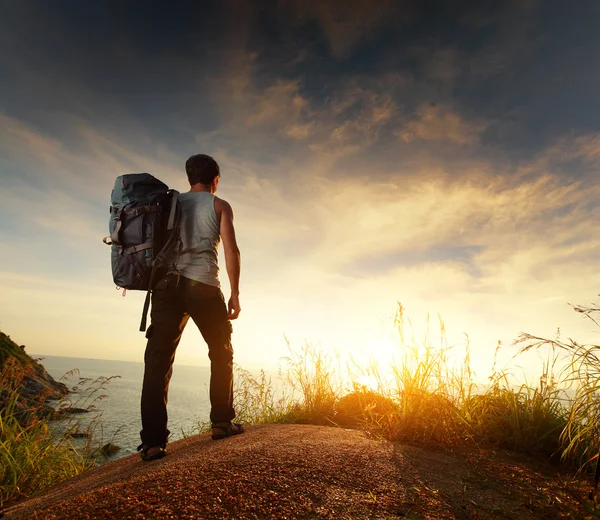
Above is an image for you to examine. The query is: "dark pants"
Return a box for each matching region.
[140,274,235,447]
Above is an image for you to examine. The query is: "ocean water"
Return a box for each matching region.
[34,355,212,459]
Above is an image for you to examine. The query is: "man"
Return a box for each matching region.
[138,154,244,461]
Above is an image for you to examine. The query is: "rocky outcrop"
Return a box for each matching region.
[20,367,69,401]
[0,331,69,422]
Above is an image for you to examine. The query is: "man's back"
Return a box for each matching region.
[170,192,221,287]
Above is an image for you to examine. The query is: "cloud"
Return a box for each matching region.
[286,123,314,140]
[456,1,543,82]
[205,118,600,336]
[0,113,182,193]
[204,53,317,147]
[245,80,311,133]
[0,186,100,241]
[324,172,591,275]
[2,0,600,375]
[302,83,397,161]
[536,134,600,168]
[204,59,403,167]
[0,113,67,179]
[209,131,597,351]
[577,135,600,162]
[0,113,201,301]
[423,49,461,83]
[286,0,413,59]
[397,104,486,145]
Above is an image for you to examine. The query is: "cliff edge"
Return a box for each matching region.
[0,331,68,419]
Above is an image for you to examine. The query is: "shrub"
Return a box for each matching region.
[335,388,398,428]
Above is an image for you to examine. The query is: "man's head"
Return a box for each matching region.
[186,154,220,192]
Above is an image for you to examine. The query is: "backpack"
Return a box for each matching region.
[103,173,181,332]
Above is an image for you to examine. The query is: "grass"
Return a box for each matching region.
[516,303,600,478]
[5,300,600,509]
[0,331,30,369]
[0,351,117,508]
[0,358,90,507]
[230,302,600,485]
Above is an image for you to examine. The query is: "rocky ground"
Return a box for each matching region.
[1,424,597,519]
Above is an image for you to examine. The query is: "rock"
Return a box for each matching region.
[69,432,90,439]
[56,407,90,415]
[100,443,121,456]
[69,432,91,439]
[1,331,70,426]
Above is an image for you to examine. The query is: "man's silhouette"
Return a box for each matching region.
[138,154,243,461]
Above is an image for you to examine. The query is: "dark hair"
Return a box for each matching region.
[185,154,220,185]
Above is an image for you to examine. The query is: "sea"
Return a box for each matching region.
[33,355,213,461]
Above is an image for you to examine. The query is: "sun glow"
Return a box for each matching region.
[365,337,400,365]
[354,374,379,392]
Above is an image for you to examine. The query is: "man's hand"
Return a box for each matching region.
[227,294,241,320]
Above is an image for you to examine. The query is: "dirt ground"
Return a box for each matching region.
[1,424,597,519]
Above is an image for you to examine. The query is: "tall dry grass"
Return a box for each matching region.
[231,302,600,476]
[0,359,88,507]
[0,358,116,507]
[516,303,600,475]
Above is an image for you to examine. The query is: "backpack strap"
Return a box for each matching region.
[110,206,160,247]
[140,291,152,332]
[122,206,160,217]
[139,254,164,332]
[139,191,180,332]
[124,242,154,255]
[167,190,179,230]
[110,209,124,245]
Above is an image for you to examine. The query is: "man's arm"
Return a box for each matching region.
[215,197,241,319]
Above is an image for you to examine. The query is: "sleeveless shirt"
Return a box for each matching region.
[168,191,221,287]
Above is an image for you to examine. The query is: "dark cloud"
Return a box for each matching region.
[1,0,599,168]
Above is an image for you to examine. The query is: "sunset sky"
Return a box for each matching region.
[1,1,599,380]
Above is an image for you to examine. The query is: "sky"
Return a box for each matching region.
[1,0,600,382]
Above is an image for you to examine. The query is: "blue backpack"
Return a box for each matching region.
[103,173,180,331]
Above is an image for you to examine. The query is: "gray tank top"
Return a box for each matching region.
[168,191,221,287]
